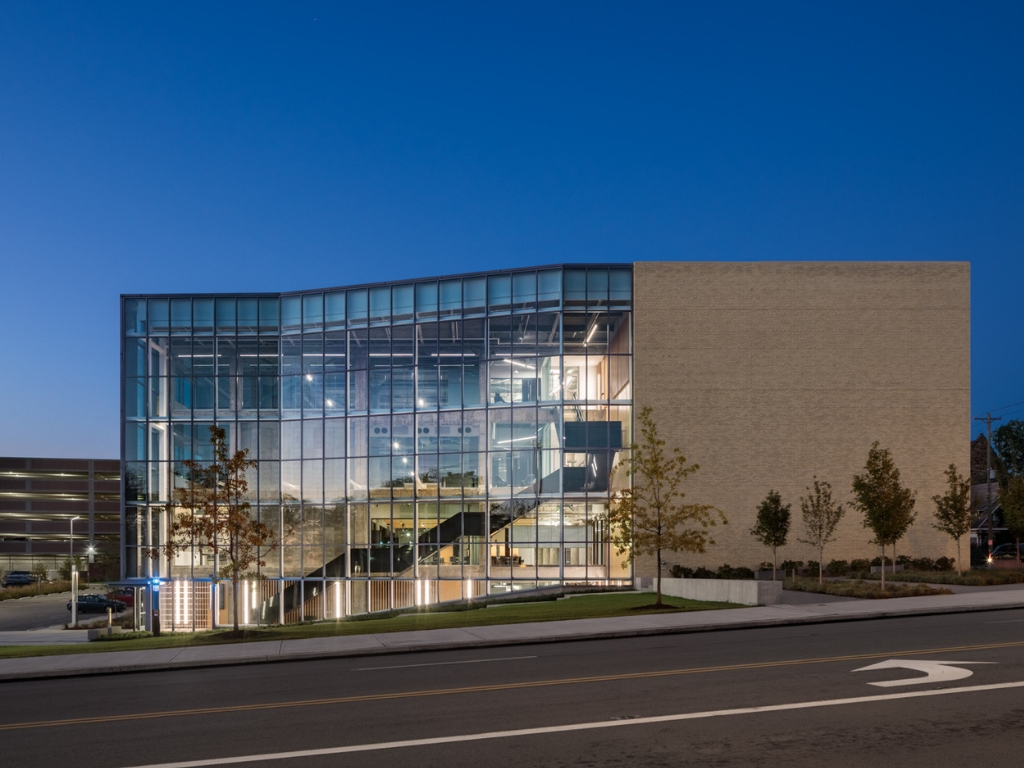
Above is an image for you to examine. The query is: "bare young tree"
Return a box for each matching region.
[931,464,972,575]
[607,406,725,606]
[851,442,916,591]
[152,425,276,634]
[798,477,845,584]
[750,490,790,581]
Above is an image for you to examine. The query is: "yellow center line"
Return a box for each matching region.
[3,639,1022,732]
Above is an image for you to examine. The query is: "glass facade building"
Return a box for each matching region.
[121,265,632,626]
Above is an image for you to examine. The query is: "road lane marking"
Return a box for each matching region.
[119,680,1024,768]
[853,659,994,687]
[3,638,1023,732]
[356,655,536,671]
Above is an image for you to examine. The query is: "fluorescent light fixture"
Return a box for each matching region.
[496,436,538,444]
[585,325,597,344]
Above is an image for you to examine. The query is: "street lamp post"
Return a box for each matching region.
[70,516,80,628]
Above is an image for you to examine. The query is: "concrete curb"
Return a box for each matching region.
[3,598,1024,683]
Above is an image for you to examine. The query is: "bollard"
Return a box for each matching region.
[107,606,112,628]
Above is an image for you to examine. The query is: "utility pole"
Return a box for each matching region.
[976,413,1002,561]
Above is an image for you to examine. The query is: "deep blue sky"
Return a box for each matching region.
[1,2,1021,458]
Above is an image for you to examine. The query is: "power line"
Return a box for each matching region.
[990,400,1024,414]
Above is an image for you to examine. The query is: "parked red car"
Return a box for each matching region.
[105,587,135,607]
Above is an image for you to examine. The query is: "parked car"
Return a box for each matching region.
[3,571,34,587]
[990,543,1024,562]
[67,594,127,614]
[105,587,135,607]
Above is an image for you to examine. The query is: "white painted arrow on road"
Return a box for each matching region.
[853,659,994,687]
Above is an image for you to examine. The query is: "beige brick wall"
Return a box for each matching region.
[632,261,970,575]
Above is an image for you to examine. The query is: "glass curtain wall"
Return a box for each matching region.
[122,267,632,623]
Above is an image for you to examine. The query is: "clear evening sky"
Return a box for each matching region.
[1,2,1021,458]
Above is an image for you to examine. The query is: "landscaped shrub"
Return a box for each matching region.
[896,555,913,567]
[911,557,936,571]
[780,560,804,572]
[716,565,755,580]
[850,558,871,572]
[668,564,756,580]
[786,578,953,599]
[862,567,1020,586]
[870,556,894,567]
[935,556,955,572]
[0,579,72,602]
[758,561,774,572]
[806,560,821,575]
[825,559,850,576]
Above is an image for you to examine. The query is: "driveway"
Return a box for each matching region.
[0,588,107,631]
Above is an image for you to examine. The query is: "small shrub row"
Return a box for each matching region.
[757,560,807,573]
[669,564,755,580]
[786,578,953,599]
[861,569,1024,586]
[670,555,960,581]
[93,631,153,642]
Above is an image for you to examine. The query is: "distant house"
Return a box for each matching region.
[971,433,1005,548]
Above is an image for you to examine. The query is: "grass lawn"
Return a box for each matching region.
[0,592,736,660]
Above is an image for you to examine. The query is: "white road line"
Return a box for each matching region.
[355,655,537,671]
[121,679,1024,768]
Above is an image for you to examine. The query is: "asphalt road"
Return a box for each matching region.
[5,609,1024,767]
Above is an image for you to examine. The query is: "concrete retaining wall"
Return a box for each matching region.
[636,577,782,606]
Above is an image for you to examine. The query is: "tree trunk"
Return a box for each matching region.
[1017,537,1021,569]
[880,544,886,591]
[656,548,663,606]
[956,538,962,576]
[772,548,777,582]
[232,571,239,634]
[818,545,824,585]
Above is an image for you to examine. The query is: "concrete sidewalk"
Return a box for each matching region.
[2,586,1024,682]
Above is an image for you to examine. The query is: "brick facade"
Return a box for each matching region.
[632,261,970,574]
